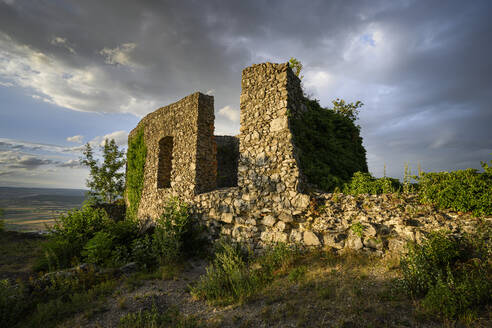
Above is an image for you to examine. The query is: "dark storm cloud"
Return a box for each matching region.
[8,157,54,169]
[1,0,491,178]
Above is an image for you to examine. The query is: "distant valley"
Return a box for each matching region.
[0,187,87,232]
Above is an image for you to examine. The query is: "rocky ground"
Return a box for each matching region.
[56,252,491,328]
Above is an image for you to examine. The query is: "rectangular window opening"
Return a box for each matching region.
[157,136,173,188]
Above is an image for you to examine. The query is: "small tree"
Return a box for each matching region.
[288,57,304,79]
[81,139,126,203]
[331,98,364,123]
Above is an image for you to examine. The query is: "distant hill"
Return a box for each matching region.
[0,186,87,200]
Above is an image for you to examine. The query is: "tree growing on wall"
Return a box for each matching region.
[81,139,126,203]
[288,57,304,80]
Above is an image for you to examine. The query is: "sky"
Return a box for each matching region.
[0,0,491,189]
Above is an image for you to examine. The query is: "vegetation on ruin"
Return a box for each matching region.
[125,126,147,221]
[342,158,492,216]
[288,57,304,79]
[291,97,368,192]
[81,139,126,203]
[417,159,492,216]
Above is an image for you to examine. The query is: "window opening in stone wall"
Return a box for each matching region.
[215,136,239,188]
[157,136,173,188]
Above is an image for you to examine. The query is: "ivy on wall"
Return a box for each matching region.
[290,98,368,192]
[126,126,147,220]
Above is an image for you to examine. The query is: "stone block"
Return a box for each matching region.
[303,231,320,246]
[263,215,276,226]
[220,212,234,224]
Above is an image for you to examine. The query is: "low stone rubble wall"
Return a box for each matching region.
[192,191,484,255]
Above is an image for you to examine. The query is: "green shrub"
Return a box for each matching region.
[418,162,492,216]
[43,204,111,269]
[290,98,368,192]
[0,220,4,232]
[131,235,158,270]
[256,242,296,278]
[82,231,114,265]
[126,126,147,221]
[152,197,204,266]
[343,172,402,195]
[153,198,191,263]
[191,241,253,305]
[400,224,491,319]
[191,242,297,305]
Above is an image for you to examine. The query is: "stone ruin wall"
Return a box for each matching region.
[128,62,483,254]
[128,92,216,219]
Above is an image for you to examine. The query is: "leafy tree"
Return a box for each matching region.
[332,98,364,123]
[81,139,126,203]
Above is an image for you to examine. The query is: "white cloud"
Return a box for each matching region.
[0,33,152,115]
[90,130,128,147]
[218,105,240,122]
[67,135,84,143]
[99,43,138,67]
[0,81,13,87]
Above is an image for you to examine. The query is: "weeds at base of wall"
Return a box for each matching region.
[190,241,299,305]
[399,221,492,320]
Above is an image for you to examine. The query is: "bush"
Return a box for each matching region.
[131,235,158,270]
[343,172,402,195]
[152,197,204,266]
[82,231,114,265]
[191,241,253,305]
[42,204,111,270]
[153,198,192,263]
[418,162,492,216]
[400,223,491,319]
[191,242,297,305]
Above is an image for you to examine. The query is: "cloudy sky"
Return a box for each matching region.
[0,0,491,189]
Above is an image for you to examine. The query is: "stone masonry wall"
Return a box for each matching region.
[127,92,215,219]
[127,62,484,254]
